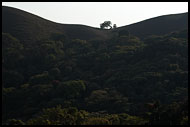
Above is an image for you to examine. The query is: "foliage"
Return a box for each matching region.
[100,21,112,29]
[7,119,25,125]
[2,28,188,125]
[25,106,147,125]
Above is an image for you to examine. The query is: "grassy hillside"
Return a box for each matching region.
[2,6,188,44]
[116,12,188,38]
[2,6,112,44]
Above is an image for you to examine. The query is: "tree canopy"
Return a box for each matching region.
[2,29,188,125]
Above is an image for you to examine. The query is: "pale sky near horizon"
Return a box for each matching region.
[2,2,188,28]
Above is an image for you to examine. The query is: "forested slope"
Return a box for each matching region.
[2,6,188,125]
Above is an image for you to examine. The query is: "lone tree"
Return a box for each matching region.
[100,21,112,29]
[113,24,117,29]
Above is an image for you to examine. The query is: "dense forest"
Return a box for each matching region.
[2,6,188,125]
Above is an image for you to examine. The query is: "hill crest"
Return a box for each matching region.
[2,6,188,43]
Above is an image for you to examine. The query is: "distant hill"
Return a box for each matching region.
[116,12,188,38]
[2,6,188,43]
[2,6,112,44]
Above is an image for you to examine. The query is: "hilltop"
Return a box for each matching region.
[2,6,112,44]
[116,12,188,38]
[2,6,188,43]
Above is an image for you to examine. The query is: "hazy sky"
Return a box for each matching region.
[2,2,188,28]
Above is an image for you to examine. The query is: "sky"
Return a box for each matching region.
[2,2,188,28]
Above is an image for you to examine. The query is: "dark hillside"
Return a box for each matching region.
[2,6,188,44]
[2,6,112,44]
[2,6,188,125]
[116,12,188,38]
